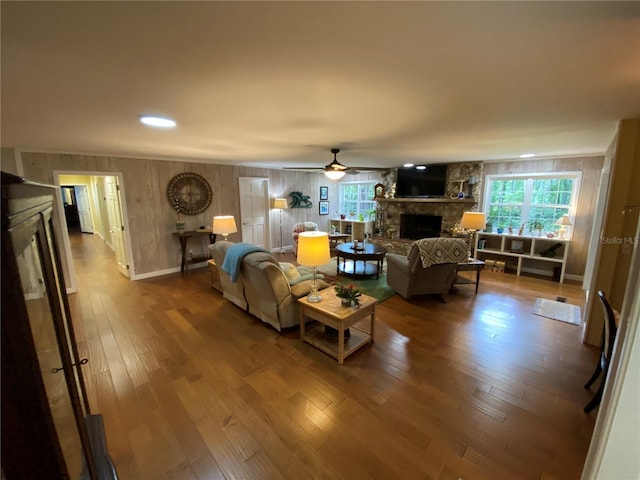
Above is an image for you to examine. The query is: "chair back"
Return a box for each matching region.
[597,290,618,364]
[292,222,319,254]
[410,237,468,271]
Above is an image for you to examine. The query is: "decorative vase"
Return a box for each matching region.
[176,213,185,232]
[341,298,351,307]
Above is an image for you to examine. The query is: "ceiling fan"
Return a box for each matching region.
[284,148,388,179]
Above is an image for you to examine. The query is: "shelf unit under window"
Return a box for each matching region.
[329,219,373,242]
[475,232,570,282]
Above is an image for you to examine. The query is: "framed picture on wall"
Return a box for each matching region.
[319,201,329,215]
[319,186,329,201]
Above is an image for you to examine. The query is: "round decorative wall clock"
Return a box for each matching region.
[167,172,212,215]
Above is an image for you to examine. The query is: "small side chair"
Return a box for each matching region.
[583,290,618,414]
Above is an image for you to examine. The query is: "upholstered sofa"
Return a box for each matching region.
[386,237,468,300]
[208,241,329,331]
[292,221,318,254]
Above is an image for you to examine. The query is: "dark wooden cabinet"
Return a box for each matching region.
[1,172,117,479]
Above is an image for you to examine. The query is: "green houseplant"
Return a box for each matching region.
[528,220,545,236]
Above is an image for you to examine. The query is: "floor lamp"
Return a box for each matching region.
[273,198,288,253]
[459,211,486,259]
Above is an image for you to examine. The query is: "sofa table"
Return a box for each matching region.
[299,289,376,365]
[172,230,216,274]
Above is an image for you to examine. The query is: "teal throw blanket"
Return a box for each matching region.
[221,242,269,282]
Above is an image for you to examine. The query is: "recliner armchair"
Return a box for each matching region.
[386,237,468,300]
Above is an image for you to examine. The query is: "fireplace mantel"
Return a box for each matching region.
[376,198,476,204]
[375,197,476,239]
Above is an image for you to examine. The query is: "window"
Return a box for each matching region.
[338,181,376,218]
[484,173,580,233]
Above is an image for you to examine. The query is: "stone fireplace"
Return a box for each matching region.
[400,214,442,239]
[375,161,484,240]
[375,199,475,239]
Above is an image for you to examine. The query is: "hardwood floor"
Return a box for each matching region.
[68,234,598,479]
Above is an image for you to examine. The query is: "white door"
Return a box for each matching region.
[105,176,129,277]
[75,185,94,233]
[238,177,269,248]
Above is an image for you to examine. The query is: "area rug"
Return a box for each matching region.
[316,258,396,304]
[532,298,581,325]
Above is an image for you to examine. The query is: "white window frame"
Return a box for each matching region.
[338,180,377,218]
[482,171,582,231]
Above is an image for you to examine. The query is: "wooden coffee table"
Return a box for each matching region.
[299,289,376,365]
[335,242,386,279]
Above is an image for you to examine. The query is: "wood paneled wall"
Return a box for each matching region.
[14,149,602,280]
[17,152,384,280]
[482,155,605,277]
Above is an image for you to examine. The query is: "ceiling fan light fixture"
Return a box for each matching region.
[324,148,347,179]
[324,169,346,180]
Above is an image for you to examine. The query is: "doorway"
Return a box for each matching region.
[55,172,133,292]
[61,184,94,233]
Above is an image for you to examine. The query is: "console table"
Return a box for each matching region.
[172,230,216,274]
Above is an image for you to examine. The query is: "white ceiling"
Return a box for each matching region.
[2,2,639,170]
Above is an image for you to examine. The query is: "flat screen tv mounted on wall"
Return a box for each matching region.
[395,165,448,198]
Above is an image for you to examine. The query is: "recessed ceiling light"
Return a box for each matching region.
[403,163,414,168]
[416,165,426,170]
[139,114,176,128]
[520,153,535,158]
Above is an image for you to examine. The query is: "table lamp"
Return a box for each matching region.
[212,215,237,241]
[296,231,330,302]
[555,214,572,239]
[459,211,486,259]
[273,198,288,254]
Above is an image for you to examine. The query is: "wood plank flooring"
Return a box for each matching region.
[68,234,598,479]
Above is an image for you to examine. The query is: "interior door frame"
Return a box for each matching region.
[238,176,271,249]
[53,171,135,293]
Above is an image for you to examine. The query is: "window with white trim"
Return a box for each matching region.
[483,173,580,234]
[338,181,376,219]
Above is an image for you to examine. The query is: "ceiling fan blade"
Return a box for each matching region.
[282,167,322,171]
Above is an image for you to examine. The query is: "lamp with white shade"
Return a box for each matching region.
[273,198,288,253]
[459,211,487,259]
[212,215,237,241]
[555,214,573,239]
[296,231,330,302]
